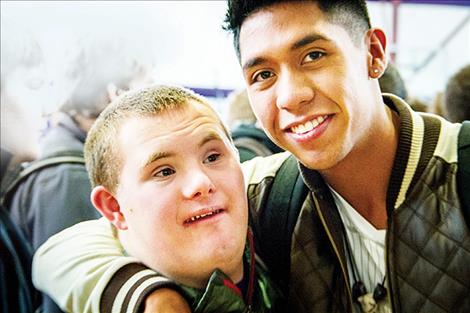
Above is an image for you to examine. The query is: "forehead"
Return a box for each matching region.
[239,2,352,67]
[240,2,327,51]
[117,100,227,148]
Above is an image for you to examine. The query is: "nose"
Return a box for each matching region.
[182,167,216,200]
[275,69,314,112]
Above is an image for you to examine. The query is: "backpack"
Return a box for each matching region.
[458,121,470,227]
[259,121,470,292]
[0,151,85,209]
[231,124,283,162]
[233,136,274,159]
[0,151,85,313]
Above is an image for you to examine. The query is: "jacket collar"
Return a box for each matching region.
[299,94,442,214]
[179,229,257,310]
[383,95,441,211]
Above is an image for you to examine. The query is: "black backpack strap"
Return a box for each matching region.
[458,121,470,227]
[0,206,38,313]
[0,151,84,312]
[0,152,85,208]
[257,154,308,292]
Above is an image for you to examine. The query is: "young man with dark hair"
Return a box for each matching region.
[33,1,470,313]
[444,64,470,123]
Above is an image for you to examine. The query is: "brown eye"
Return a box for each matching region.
[302,51,325,64]
[253,70,274,82]
[204,153,221,164]
[155,167,175,177]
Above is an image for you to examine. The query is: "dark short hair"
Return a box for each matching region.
[444,64,470,123]
[223,0,371,60]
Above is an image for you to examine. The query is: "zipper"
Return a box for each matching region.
[313,194,354,310]
[246,229,256,307]
[385,212,396,312]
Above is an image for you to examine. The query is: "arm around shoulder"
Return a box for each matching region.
[33,218,181,313]
[143,288,191,313]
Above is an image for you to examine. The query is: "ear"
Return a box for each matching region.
[91,186,128,230]
[367,28,387,79]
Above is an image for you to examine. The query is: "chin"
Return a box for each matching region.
[294,145,345,170]
[209,241,244,264]
[205,240,245,269]
[168,252,244,289]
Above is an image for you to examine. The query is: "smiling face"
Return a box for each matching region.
[239,1,385,170]
[108,101,248,288]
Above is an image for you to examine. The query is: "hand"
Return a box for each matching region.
[143,288,191,313]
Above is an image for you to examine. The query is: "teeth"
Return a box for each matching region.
[187,209,220,223]
[291,115,327,134]
[296,124,306,133]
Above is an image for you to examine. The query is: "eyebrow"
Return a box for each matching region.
[198,131,224,148]
[242,56,268,72]
[291,34,327,50]
[242,33,328,72]
[143,151,174,170]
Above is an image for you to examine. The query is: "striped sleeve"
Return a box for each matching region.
[32,218,179,313]
[100,263,180,313]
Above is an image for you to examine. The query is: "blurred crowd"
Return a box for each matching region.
[1,14,469,313]
[1,20,155,313]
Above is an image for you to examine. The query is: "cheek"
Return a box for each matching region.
[127,188,175,226]
[229,169,249,217]
[319,67,349,100]
[248,90,270,120]
[252,100,274,130]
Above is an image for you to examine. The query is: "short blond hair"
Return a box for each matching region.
[84,85,232,193]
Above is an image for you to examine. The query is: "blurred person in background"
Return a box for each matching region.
[226,89,283,161]
[378,63,408,101]
[444,64,470,123]
[406,97,428,113]
[0,20,43,313]
[430,91,445,117]
[1,21,44,178]
[379,63,429,113]
[7,34,154,313]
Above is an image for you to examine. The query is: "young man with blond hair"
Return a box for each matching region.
[34,84,282,312]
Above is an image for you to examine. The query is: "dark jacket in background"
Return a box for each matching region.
[231,123,283,162]
[9,114,100,313]
[0,148,13,180]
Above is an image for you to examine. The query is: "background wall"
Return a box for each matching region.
[1,0,469,115]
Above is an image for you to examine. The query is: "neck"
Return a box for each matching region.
[321,107,400,229]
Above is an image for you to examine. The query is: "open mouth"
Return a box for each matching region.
[290,115,330,134]
[183,208,224,225]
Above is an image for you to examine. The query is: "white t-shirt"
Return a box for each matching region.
[329,186,391,312]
